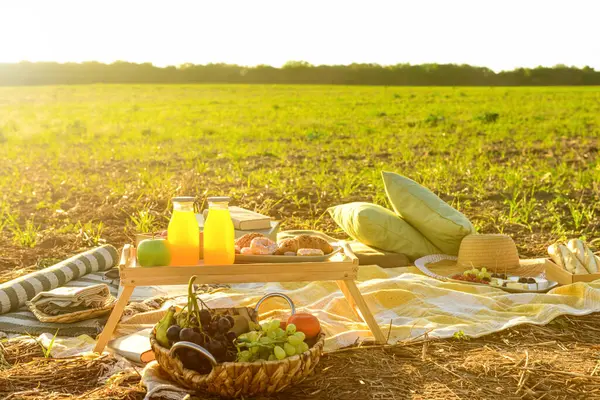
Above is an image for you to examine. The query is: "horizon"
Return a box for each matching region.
[0,60,597,73]
[1,0,599,73]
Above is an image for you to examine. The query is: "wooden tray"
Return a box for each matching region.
[93,241,387,353]
[235,245,343,263]
[121,243,355,285]
[545,258,600,285]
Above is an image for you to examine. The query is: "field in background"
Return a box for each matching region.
[0,85,599,279]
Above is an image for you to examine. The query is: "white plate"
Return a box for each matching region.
[446,276,559,293]
[414,254,559,293]
[235,245,343,263]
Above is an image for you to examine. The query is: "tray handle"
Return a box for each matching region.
[254,293,296,317]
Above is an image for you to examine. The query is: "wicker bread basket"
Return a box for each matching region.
[150,293,325,398]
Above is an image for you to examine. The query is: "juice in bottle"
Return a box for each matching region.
[167,196,200,266]
[203,197,235,265]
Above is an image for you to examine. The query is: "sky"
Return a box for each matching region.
[0,0,599,72]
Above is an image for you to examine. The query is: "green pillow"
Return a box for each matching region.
[382,171,475,255]
[327,202,440,261]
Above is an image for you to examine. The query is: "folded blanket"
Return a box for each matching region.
[30,284,111,316]
[0,245,118,314]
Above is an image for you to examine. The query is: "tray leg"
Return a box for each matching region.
[93,285,134,353]
[336,279,387,344]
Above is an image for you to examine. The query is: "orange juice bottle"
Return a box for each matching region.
[203,197,235,265]
[167,196,200,266]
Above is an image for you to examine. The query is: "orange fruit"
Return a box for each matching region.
[287,313,320,339]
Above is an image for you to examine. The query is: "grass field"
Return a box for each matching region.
[1,85,599,278]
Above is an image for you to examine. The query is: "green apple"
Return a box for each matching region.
[137,238,171,267]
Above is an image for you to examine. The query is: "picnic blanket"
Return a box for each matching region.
[194,264,600,351]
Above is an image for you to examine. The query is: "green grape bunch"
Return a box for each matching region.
[235,320,310,362]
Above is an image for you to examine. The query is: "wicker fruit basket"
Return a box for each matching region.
[150,293,325,398]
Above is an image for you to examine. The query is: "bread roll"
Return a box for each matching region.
[240,247,254,255]
[568,239,598,273]
[548,243,565,269]
[559,244,587,274]
[584,247,599,273]
[236,233,265,249]
[275,235,334,255]
[240,245,270,255]
[567,239,586,265]
[297,248,325,256]
[250,237,277,255]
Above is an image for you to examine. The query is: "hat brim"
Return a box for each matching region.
[414,254,547,282]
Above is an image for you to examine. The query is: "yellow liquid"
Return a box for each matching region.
[203,208,235,265]
[167,209,200,266]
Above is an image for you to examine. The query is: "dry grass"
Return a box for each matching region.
[0,354,144,400]
[275,313,600,400]
[2,313,600,399]
[0,339,44,368]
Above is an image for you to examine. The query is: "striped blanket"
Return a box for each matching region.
[0,245,118,314]
[0,245,120,337]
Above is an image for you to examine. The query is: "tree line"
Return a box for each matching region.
[0,61,598,86]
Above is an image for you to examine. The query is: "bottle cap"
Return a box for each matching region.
[207,196,231,203]
[172,196,195,202]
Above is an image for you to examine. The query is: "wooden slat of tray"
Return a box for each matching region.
[120,244,359,286]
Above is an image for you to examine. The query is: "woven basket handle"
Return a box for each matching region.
[254,292,296,316]
[169,341,218,366]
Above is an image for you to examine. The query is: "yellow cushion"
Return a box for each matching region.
[382,171,475,255]
[327,202,440,261]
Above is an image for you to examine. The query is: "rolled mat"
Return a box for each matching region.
[0,245,118,314]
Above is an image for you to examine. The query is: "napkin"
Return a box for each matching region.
[30,284,111,315]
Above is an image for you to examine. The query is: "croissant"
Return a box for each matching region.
[274,235,333,255]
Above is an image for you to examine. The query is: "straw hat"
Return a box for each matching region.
[456,234,520,271]
[414,234,545,279]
